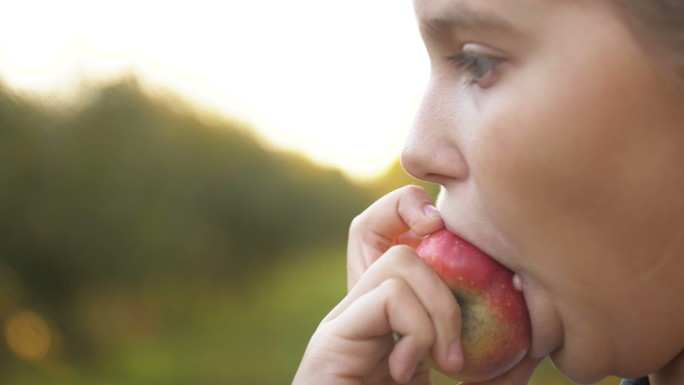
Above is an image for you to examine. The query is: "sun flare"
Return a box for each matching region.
[0,0,429,180]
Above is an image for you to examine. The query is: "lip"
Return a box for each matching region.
[512,271,565,360]
[442,222,518,273]
[506,268,561,360]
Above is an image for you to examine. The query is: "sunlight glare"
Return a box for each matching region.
[0,0,429,180]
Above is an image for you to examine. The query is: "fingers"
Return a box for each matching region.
[331,278,436,384]
[329,246,463,378]
[348,185,444,289]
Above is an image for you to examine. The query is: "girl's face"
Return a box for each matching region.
[402,0,684,382]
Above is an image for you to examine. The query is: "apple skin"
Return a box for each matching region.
[416,229,531,383]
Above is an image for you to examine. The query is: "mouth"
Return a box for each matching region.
[415,228,533,382]
[436,205,564,364]
[511,272,565,360]
[439,225,559,358]
[442,222,520,275]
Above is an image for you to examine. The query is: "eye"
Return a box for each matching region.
[448,50,503,88]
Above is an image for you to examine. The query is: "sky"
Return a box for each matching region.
[0,0,430,181]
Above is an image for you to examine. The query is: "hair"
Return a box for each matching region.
[612,0,684,91]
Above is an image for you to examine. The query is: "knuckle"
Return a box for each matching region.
[434,295,461,323]
[398,184,426,197]
[349,212,368,234]
[422,325,438,345]
[398,185,430,206]
[379,277,409,295]
[378,246,423,270]
[348,213,381,243]
[413,323,437,349]
[379,279,415,309]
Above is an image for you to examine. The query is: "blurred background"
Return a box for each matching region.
[0,1,618,384]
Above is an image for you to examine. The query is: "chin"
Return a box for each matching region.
[550,350,612,385]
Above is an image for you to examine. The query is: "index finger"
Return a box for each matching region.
[347,185,444,290]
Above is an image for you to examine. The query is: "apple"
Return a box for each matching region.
[415,228,531,382]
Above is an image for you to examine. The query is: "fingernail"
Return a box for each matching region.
[423,204,440,218]
[447,341,463,370]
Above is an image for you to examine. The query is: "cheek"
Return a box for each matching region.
[473,81,627,257]
[470,59,683,285]
[466,67,684,381]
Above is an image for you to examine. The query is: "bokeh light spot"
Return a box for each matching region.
[5,310,53,362]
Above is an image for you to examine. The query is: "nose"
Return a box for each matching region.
[400,81,469,185]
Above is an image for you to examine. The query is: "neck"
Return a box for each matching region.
[651,350,684,385]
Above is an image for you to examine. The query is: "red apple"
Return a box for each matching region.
[416,228,531,382]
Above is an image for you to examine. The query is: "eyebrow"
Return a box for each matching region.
[417,3,518,38]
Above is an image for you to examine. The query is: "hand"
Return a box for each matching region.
[293,244,463,384]
[346,185,444,290]
[348,187,542,385]
[294,186,453,384]
[293,186,542,384]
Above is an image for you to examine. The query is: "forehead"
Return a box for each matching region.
[413,0,514,20]
[413,0,540,35]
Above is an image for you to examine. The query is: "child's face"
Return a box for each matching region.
[403,0,684,382]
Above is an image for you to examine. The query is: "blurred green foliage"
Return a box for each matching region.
[0,79,617,384]
[0,78,370,379]
[0,78,370,285]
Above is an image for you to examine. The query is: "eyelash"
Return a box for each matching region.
[448,52,501,87]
